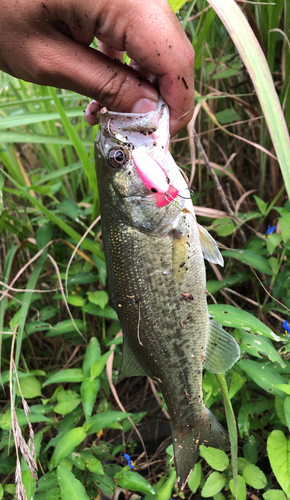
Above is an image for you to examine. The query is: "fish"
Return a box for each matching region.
[95,97,240,490]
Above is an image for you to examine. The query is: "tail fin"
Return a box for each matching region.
[173,407,229,491]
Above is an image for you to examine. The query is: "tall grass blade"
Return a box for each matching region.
[206,0,290,200]
[49,88,98,194]
[168,0,290,200]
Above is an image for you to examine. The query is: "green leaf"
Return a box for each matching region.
[254,195,268,215]
[279,217,290,244]
[58,199,85,221]
[16,375,42,398]
[229,475,246,500]
[82,337,101,378]
[87,290,109,309]
[242,463,267,489]
[275,207,290,226]
[50,428,86,469]
[92,254,107,286]
[266,233,283,255]
[81,378,100,421]
[267,431,290,497]
[44,319,85,338]
[54,389,81,415]
[240,331,285,367]
[86,411,131,435]
[201,471,225,497]
[214,108,240,124]
[0,484,3,500]
[243,435,258,465]
[82,303,118,319]
[200,446,229,471]
[207,271,250,294]
[114,470,155,495]
[22,470,36,500]
[263,490,287,500]
[57,466,89,500]
[86,458,104,475]
[188,462,202,494]
[238,359,287,398]
[275,396,287,426]
[275,384,290,395]
[213,494,225,500]
[1,409,52,429]
[228,372,244,399]
[155,469,176,500]
[238,401,250,438]
[284,396,290,431]
[43,369,84,387]
[121,411,147,432]
[65,295,86,307]
[222,249,273,275]
[90,351,112,379]
[66,272,99,285]
[208,304,279,341]
[4,485,16,495]
[93,473,115,495]
[35,487,61,499]
[212,217,235,236]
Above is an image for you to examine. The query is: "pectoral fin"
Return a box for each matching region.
[204,317,240,373]
[119,335,147,378]
[197,224,224,266]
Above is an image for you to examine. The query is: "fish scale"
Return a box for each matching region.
[95,97,240,489]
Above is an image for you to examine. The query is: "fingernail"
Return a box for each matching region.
[132,97,158,114]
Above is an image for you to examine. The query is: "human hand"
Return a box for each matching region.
[0,0,194,134]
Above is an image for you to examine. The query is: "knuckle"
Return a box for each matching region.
[183,45,195,69]
[97,71,129,109]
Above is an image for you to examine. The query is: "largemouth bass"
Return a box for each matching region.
[95,98,240,489]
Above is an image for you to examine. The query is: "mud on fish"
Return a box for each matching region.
[95,97,240,490]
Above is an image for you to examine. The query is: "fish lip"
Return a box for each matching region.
[97,96,165,133]
[97,96,164,122]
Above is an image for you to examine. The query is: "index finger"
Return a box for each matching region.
[98,0,195,134]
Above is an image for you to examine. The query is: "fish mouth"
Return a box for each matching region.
[97,96,165,135]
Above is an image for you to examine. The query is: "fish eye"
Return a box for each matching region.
[108,147,129,168]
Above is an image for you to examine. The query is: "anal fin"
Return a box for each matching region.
[204,317,240,373]
[119,334,147,378]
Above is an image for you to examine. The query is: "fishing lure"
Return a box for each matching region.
[131,150,179,207]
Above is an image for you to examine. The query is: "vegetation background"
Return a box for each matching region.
[0,0,290,499]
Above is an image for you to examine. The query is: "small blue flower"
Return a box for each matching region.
[124,453,134,468]
[283,320,290,337]
[265,225,276,236]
